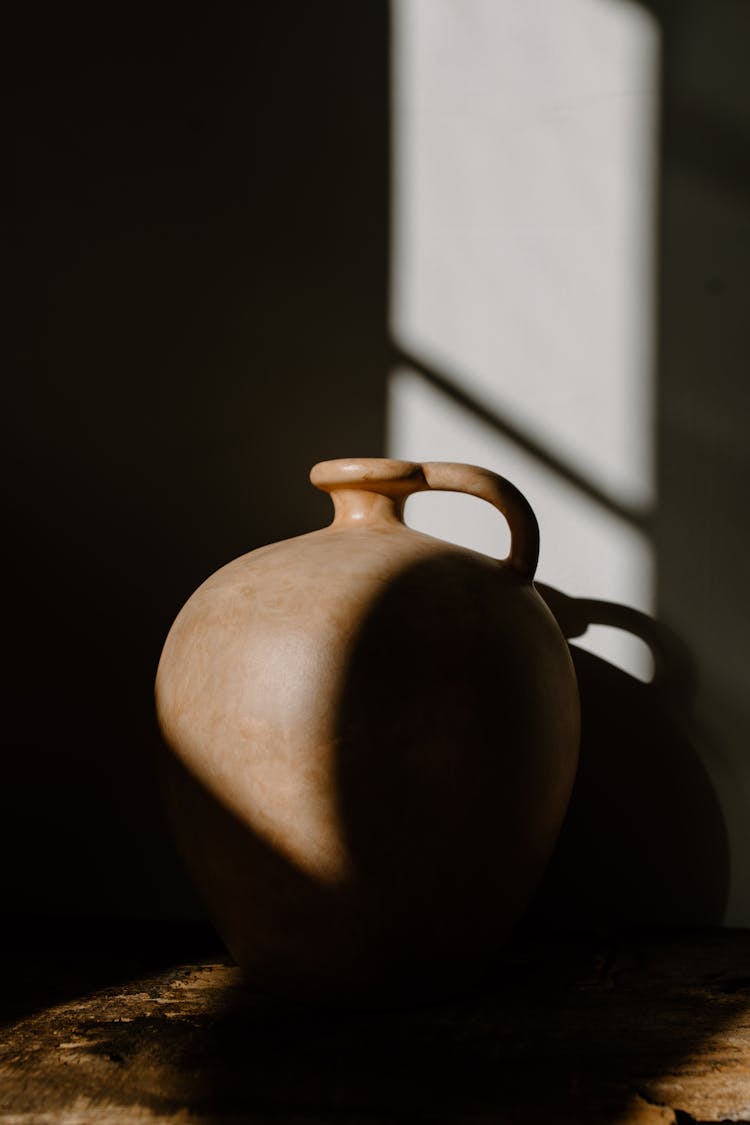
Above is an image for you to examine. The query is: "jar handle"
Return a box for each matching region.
[419,462,539,582]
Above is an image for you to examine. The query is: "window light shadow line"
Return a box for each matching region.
[390,344,654,536]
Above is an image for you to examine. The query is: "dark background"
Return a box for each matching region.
[4,3,389,924]
[656,0,750,916]
[4,0,749,933]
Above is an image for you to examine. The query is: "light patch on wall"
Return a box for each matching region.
[389,0,660,681]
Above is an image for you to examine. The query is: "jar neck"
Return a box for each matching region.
[330,489,406,527]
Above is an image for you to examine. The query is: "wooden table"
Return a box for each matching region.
[2,926,750,1123]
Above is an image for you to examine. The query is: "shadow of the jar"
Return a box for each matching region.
[330,559,729,959]
[330,548,582,1001]
[526,582,729,932]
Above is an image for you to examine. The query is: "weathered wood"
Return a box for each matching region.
[2,931,750,1123]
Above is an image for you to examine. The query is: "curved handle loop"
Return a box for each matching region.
[310,458,539,581]
[419,462,539,581]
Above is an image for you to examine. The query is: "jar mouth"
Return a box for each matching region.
[310,458,426,494]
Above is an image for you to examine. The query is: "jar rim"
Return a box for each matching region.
[310,458,425,493]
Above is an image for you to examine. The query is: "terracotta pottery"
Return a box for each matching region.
[155,459,579,1002]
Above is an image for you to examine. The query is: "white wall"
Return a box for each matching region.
[389,0,660,680]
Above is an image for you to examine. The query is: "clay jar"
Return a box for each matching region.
[155,459,579,1002]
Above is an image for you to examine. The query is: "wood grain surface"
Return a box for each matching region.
[2,930,750,1123]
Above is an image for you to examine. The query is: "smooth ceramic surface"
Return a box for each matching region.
[155,460,580,1001]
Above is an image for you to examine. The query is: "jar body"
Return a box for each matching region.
[155,464,579,1001]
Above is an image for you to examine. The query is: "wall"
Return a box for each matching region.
[389,0,659,679]
[657,0,750,923]
[388,0,748,924]
[4,4,389,921]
